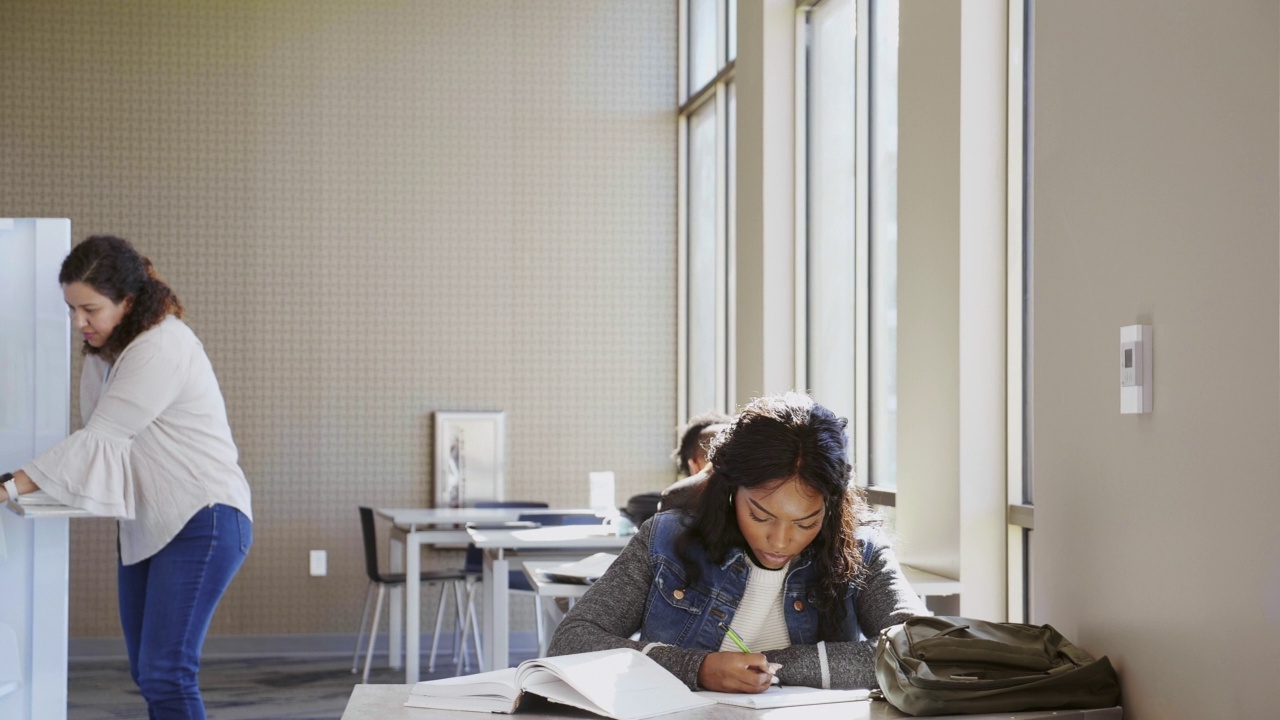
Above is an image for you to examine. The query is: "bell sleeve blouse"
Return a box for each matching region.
[21,316,253,565]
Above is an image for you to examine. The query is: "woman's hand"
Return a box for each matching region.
[1,470,38,501]
[697,651,775,693]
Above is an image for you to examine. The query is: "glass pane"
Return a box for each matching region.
[727,82,736,405]
[689,0,718,93]
[1019,0,1032,507]
[687,100,719,417]
[728,0,737,62]
[807,0,857,427]
[727,80,736,271]
[870,0,899,488]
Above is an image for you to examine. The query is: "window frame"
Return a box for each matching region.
[678,0,737,424]
[794,0,873,489]
[1006,0,1032,624]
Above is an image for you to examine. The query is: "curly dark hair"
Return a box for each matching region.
[675,392,877,641]
[59,235,184,361]
[671,411,734,476]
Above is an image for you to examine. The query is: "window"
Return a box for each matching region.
[797,0,898,489]
[1007,0,1032,624]
[804,0,857,428]
[868,0,899,490]
[679,0,736,421]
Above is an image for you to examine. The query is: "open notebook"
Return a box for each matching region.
[405,648,714,719]
[694,685,871,709]
[535,552,618,584]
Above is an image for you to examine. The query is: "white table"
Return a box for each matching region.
[467,525,632,672]
[341,684,1124,720]
[375,507,532,683]
[375,508,613,682]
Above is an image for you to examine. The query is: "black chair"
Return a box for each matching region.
[463,501,553,592]
[516,511,604,527]
[353,507,477,682]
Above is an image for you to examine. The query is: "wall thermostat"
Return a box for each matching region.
[1120,324,1152,414]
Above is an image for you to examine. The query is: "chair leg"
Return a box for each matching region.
[451,583,465,670]
[428,582,450,672]
[351,582,376,674]
[534,596,546,657]
[540,597,566,657]
[451,581,469,669]
[458,578,483,675]
[362,583,386,684]
[468,581,484,670]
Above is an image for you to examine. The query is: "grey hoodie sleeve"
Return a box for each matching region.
[763,540,929,689]
[545,520,712,689]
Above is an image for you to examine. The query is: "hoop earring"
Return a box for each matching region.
[728,493,734,506]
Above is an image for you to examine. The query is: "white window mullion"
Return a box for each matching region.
[1006,0,1030,624]
[853,0,871,486]
[714,83,729,413]
[793,6,810,395]
[678,112,691,423]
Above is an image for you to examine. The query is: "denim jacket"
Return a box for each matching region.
[639,511,876,651]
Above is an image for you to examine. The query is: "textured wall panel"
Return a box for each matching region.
[0,0,676,637]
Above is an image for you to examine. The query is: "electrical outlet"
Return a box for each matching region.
[309,549,327,577]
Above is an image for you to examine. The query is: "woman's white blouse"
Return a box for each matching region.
[22,316,253,565]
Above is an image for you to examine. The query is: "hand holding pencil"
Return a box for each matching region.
[721,624,782,683]
[695,623,783,693]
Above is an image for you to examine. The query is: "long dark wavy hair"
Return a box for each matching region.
[59,235,184,362]
[674,392,877,641]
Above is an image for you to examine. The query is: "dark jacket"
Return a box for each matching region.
[640,511,874,649]
[548,510,928,690]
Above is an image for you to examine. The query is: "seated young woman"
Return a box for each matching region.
[547,392,927,693]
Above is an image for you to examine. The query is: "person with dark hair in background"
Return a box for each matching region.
[658,411,733,512]
[672,411,734,477]
[0,235,253,720]
[549,393,925,693]
[623,411,734,525]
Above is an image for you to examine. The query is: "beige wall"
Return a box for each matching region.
[1030,1,1280,717]
[0,0,677,637]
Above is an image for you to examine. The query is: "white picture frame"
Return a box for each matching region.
[433,411,507,508]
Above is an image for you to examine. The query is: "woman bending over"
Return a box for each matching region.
[1,235,252,719]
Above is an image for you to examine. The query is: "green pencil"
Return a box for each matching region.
[719,622,752,653]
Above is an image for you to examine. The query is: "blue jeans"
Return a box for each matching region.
[118,504,252,720]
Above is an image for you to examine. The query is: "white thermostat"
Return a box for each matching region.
[1120,325,1152,414]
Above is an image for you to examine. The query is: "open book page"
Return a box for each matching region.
[403,692,520,714]
[538,552,618,583]
[406,666,521,712]
[517,648,714,720]
[694,685,871,709]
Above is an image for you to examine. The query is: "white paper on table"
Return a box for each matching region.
[694,686,870,709]
[588,471,615,513]
[539,553,618,583]
[12,491,62,506]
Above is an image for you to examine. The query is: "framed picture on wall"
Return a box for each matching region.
[433,411,507,508]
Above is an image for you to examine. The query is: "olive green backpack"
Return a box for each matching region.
[874,616,1120,716]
